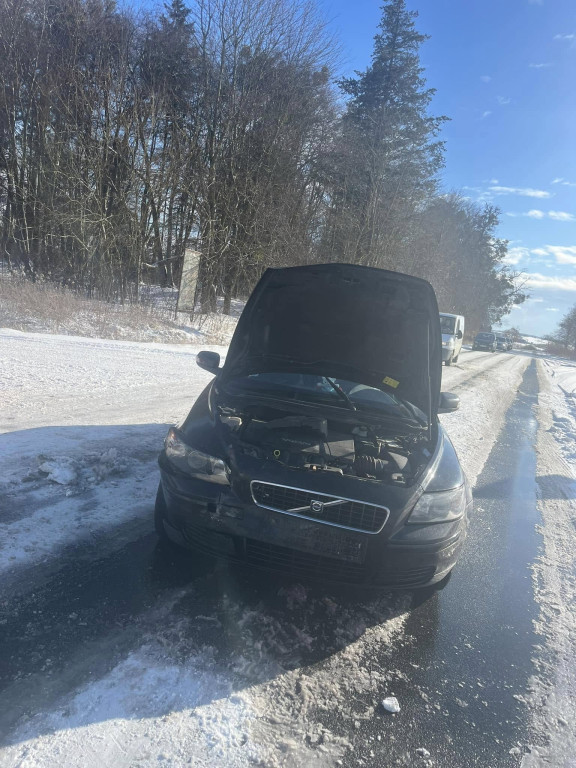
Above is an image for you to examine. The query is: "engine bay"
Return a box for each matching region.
[219,405,431,486]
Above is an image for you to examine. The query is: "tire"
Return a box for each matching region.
[452,354,459,363]
[445,356,452,366]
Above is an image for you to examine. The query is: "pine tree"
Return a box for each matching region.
[324,0,447,267]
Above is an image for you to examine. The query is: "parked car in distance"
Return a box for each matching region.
[496,334,512,352]
[439,313,465,366]
[472,332,497,352]
[155,264,472,590]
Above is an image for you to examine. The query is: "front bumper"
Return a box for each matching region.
[158,463,469,589]
[441,347,454,361]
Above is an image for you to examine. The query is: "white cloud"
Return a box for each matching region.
[525,245,576,264]
[554,33,576,41]
[529,62,551,68]
[525,273,576,291]
[481,110,492,119]
[504,246,530,265]
[490,185,552,198]
[480,75,491,83]
[552,177,576,187]
[506,209,574,221]
[546,308,560,312]
[497,96,511,105]
[544,245,576,264]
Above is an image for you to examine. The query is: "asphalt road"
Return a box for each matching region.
[0,349,544,766]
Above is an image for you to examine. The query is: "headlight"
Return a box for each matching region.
[407,485,466,524]
[164,428,229,484]
[442,340,454,347]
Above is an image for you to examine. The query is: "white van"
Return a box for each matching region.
[439,313,465,366]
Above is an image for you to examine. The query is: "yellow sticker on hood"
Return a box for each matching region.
[382,376,399,388]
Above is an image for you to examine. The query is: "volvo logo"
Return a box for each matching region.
[310,500,324,514]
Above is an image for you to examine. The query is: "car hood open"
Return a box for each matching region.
[221,264,442,420]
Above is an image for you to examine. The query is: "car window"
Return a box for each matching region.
[440,316,456,334]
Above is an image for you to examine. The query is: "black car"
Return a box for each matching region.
[472,332,497,352]
[156,264,472,589]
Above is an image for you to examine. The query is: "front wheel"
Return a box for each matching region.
[452,354,459,363]
[445,356,452,366]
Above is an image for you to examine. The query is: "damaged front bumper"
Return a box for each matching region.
[158,458,469,589]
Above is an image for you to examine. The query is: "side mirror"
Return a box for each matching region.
[196,350,221,374]
[456,330,463,340]
[438,392,460,414]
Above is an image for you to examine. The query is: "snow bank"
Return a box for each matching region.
[521,359,576,766]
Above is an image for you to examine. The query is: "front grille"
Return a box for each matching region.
[250,481,389,534]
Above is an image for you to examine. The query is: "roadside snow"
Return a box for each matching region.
[521,358,576,766]
[440,352,529,487]
[0,329,225,575]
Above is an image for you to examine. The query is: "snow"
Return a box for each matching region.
[440,350,529,486]
[520,358,576,767]
[0,329,225,574]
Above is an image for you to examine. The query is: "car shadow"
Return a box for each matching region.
[535,473,576,499]
[474,473,576,501]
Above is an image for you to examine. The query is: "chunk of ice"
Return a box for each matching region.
[381,696,400,714]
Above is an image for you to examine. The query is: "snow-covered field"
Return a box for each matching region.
[0,329,573,767]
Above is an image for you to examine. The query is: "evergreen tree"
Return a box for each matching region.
[324,0,447,267]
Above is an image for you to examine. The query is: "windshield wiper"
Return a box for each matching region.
[397,398,427,427]
[324,377,357,411]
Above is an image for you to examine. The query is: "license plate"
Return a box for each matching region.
[281,524,367,564]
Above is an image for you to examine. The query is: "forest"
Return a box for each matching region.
[0,0,526,330]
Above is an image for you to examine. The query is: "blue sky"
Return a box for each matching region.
[327,0,576,336]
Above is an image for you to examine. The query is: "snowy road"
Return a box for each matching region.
[1,331,575,766]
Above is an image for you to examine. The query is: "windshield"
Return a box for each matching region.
[440,315,456,334]
[477,333,495,340]
[223,372,425,423]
